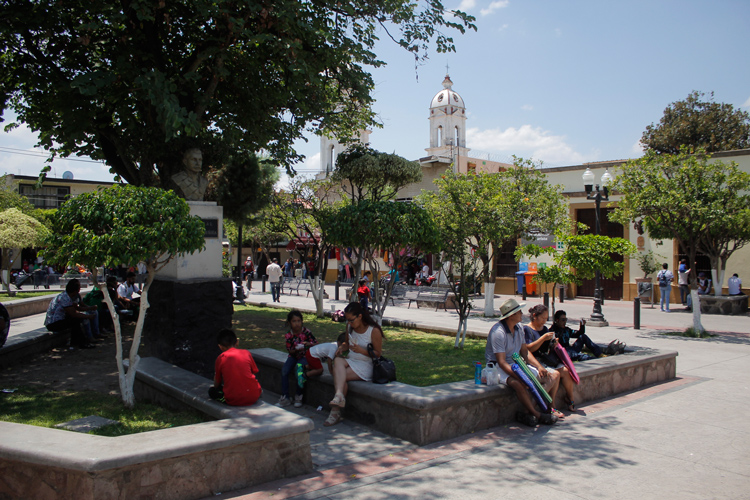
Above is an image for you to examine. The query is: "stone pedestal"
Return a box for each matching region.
[141,277,232,378]
[158,202,223,280]
[142,201,232,378]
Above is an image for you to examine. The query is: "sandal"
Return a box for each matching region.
[323,410,342,427]
[550,407,565,419]
[617,342,627,354]
[538,412,558,425]
[329,394,346,408]
[564,396,576,412]
[515,411,538,427]
[603,339,620,356]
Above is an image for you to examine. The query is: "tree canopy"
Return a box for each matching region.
[332,144,423,203]
[610,148,750,332]
[0,1,475,187]
[641,91,750,154]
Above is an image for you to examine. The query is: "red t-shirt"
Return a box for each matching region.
[214,348,262,406]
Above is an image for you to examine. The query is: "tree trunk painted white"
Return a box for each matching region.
[711,268,725,297]
[483,281,496,316]
[690,289,705,334]
[105,270,154,408]
[309,276,325,317]
[454,316,468,348]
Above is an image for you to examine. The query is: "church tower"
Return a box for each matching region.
[424,75,470,170]
[317,130,371,180]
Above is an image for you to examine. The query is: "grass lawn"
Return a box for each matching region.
[0,387,208,436]
[232,304,487,387]
[0,291,57,301]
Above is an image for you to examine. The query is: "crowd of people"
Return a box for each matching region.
[42,271,142,349]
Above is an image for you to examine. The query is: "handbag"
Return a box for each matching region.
[367,343,396,384]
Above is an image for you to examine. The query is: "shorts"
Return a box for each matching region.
[499,364,539,385]
[305,349,323,371]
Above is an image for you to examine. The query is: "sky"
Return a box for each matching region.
[1,0,749,184]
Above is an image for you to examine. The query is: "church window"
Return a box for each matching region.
[454,126,460,148]
[437,126,443,147]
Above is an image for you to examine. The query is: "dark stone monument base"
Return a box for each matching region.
[142,277,233,378]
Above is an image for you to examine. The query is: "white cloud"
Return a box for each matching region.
[554,28,562,37]
[480,0,509,16]
[742,96,750,108]
[456,0,477,11]
[521,104,533,111]
[631,140,645,155]
[497,23,509,32]
[466,125,585,164]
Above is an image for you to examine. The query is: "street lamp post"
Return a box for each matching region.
[582,167,612,327]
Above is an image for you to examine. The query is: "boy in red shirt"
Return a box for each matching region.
[357,279,371,311]
[210,329,262,406]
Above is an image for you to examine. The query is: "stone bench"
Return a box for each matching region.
[251,346,677,446]
[0,327,69,369]
[0,357,314,500]
[699,294,748,315]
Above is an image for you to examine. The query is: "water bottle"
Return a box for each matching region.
[474,361,482,384]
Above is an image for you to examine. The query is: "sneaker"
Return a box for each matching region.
[296,363,306,387]
[278,395,291,407]
[294,394,303,408]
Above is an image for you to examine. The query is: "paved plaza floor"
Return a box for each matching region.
[5,285,749,499]
[212,283,750,500]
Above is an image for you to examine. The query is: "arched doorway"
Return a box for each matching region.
[576,207,624,300]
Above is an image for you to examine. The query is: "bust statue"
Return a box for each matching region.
[171,148,208,201]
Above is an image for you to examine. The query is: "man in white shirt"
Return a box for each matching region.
[266,259,283,302]
[728,273,743,296]
[117,271,141,309]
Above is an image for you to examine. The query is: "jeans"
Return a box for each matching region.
[47,318,86,346]
[83,313,99,340]
[569,333,602,358]
[660,285,671,311]
[679,285,689,304]
[270,281,281,301]
[281,355,307,397]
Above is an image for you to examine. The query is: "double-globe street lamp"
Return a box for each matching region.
[582,167,613,327]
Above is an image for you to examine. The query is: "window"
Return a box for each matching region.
[18,184,70,209]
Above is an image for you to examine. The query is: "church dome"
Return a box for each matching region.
[430,75,465,109]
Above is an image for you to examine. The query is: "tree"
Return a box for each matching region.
[641,91,750,154]
[420,162,568,318]
[418,188,481,348]
[0,208,49,291]
[610,148,750,333]
[323,200,440,319]
[330,145,423,296]
[332,144,424,203]
[44,185,205,407]
[520,227,636,317]
[209,153,279,281]
[1,1,475,186]
[272,178,343,317]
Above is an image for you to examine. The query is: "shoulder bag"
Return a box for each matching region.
[367,343,397,384]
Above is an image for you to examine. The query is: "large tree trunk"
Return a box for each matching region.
[483,281,496,316]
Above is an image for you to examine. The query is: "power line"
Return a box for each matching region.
[0,146,103,164]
